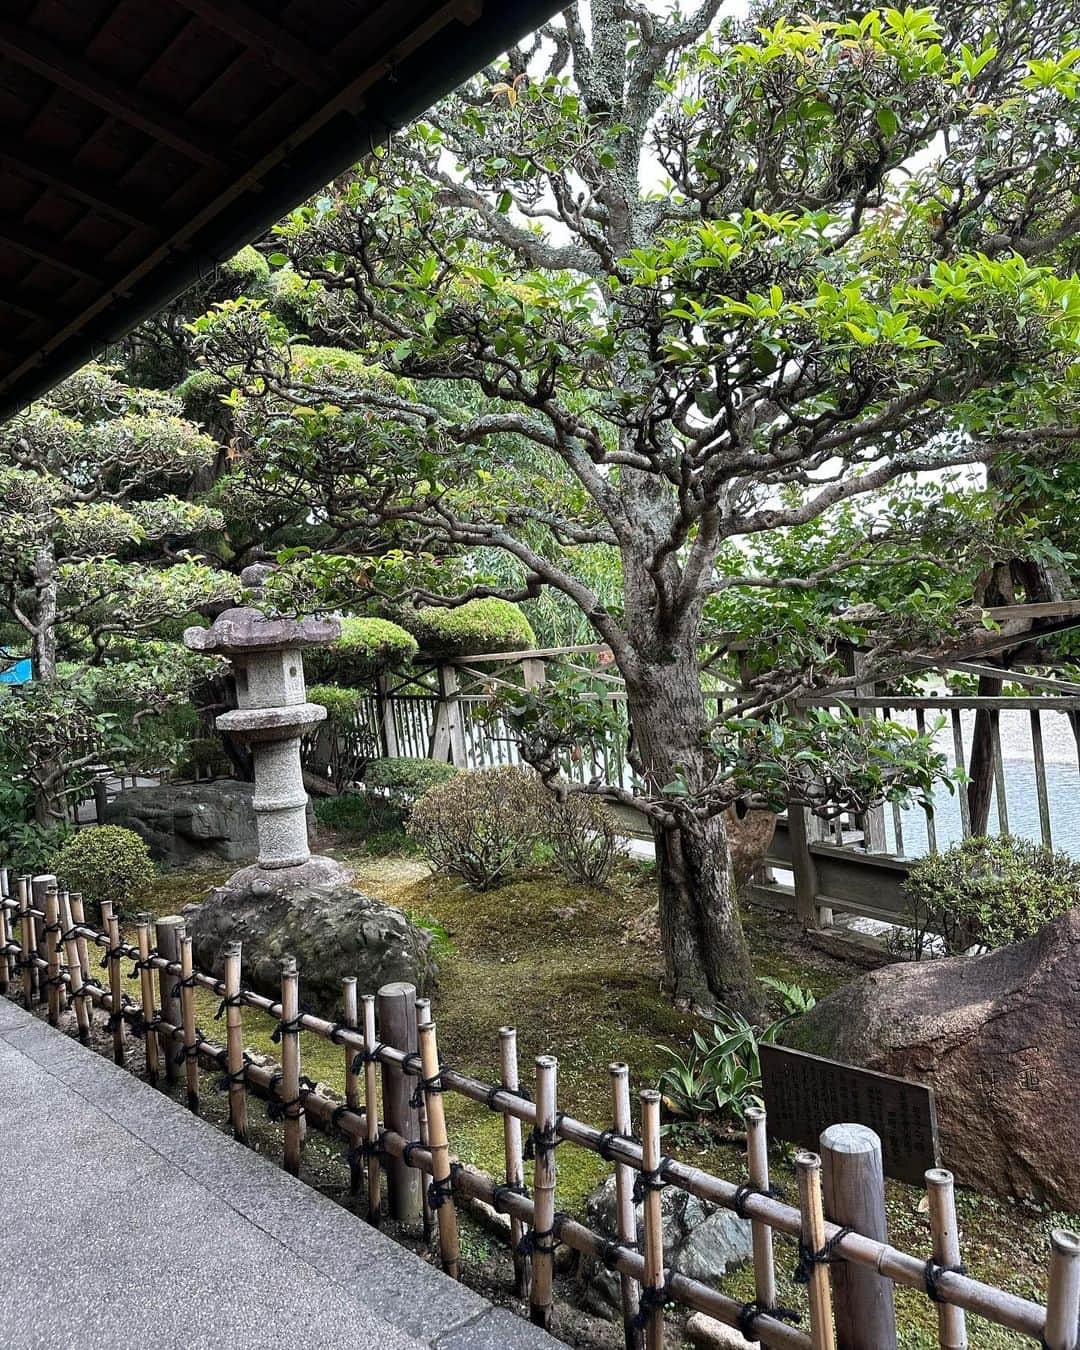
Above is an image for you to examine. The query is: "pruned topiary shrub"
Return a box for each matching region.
[899,833,1080,958]
[402,599,535,658]
[365,757,458,814]
[408,765,547,889]
[548,793,622,887]
[52,825,155,918]
[305,617,419,686]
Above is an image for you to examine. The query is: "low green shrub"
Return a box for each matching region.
[52,825,155,916]
[407,765,548,889]
[900,833,1080,958]
[365,757,457,810]
[402,599,535,658]
[547,793,621,887]
[308,684,368,723]
[306,617,418,686]
[313,792,378,832]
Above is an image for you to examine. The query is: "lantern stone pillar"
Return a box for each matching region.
[183,565,339,871]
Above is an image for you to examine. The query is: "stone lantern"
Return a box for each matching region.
[183,564,339,871]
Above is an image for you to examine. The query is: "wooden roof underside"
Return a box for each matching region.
[0,0,557,417]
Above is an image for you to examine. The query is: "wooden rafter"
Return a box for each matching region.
[0,23,227,169]
[169,0,335,89]
[0,220,104,282]
[0,142,155,232]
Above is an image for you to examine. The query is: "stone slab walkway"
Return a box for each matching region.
[0,997,560,1350]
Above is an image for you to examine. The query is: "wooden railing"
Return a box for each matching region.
[1,866,1077,1349]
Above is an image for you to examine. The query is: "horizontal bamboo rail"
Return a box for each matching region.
[0,890,1067,1346]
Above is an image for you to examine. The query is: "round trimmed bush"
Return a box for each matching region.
[407,765,547,889]
[901,833,1080,958]
[308,683,368,724]
[365,757,457,810]
[402,599,536,657]
[219,244,270,292]
[52,825,155,917]
[306,617,419,686]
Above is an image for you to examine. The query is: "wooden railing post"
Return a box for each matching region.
[502,1027,530,1299]
[820,1125,896,1350]
[60,890,91,1045]
[67,892,93,1031]
[746,1106,779,1346]
[32,873,56,1001]
[796,1150,837,1350]
[361,992,382,1225]
[377,980,422,1222]
[178,933,200,1113]
[925,1169,967,1349]
[610,1063,641,1350]
[223,940,247,1143]
[100,900,125,1066]
[279,955,303,1176]
[418,1019,459,1277]
[134,913,160,1087]
[155,916,185,1085]
[1045,1230,1080,1350]
[43,885,62,1026]
[530,1055,558,1333]
[375,671,400,757]
[639,1089,666,1350]
[342,977,361,1196]
[17,875,33,1009]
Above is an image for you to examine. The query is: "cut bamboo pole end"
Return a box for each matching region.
[279,955,303,1176]
[223,941,247,1143]
[135,913,160,1087]
[43,887,61,1026]
[419,1019,460,1279]
[925,1168,967,1350]
[343,977,360,1196]
[179,933,200,1114]
[362,992,382,1225]
[610,1063,642,1350]
[746,1106,778,1349]
[1045,1229,1080,1350]
[530,1055,559,1333]
[640,1088,666,1350]
[795,1150,836,1350]
[101,901,125,1066]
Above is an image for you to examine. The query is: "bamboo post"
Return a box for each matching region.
[924,1169,967,1350]
[43,886,62,1026]
[950,710,971,837]
[155,916,185,1085]
[640,1088,667,1350]
[610,1063,641,1350]
[100,900,125,1066]
[343,977,361,1196]
[746,1106,779,1345]
[179,933,200,1114]
[135,913,160,1086]
[1045,1230,1080,1350]
[1030,709,1053,847]
[531,1055,559,1332]
[17,876,33,1009]
[67,892,94,1030]
[362,992,382,1225]
[0,881,9,998]
[376,981,422,1222]
[502,1027,530,1299]
[795,1150,837,1350]
[60,890,91,1045]
[416,996,435,1242]
[31,873,55,1001]
[820,1125,896,1349]
[223,941,247,1143]
[279,955,303,1176]
[418,1019,460,1278]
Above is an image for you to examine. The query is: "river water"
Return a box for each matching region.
[881,708,1080,858]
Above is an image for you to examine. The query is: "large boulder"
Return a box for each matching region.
[185,856,436,1013]
[580,1174,751,1320]
[785,910,1080,1209]
[104,780,314,866]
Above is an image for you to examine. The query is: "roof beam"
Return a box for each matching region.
[169,1,335,89]
[0,23,228,169]
[0,220,105,282]
[0,142,156,232]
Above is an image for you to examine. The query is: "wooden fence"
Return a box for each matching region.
[1,866,1077,1349]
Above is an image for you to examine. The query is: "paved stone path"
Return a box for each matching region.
[0,997,559,1349]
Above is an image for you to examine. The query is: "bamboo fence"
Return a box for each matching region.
[0,872,1077,1350]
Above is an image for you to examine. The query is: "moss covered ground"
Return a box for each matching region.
[122,842,1069,1347]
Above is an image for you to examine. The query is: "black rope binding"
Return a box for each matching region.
[523,1112,566,1162]
[174,1030,207,1065]
[347,1136,385,1167]
[271,1014,306,1044]
[350,1043,386,1074]
[632,1156,673,1205]
[214,991,247,1019]
[128,952,158,977]
[216,1053,251,1092]
[485,1082,532,1111]
[170,973,199,999]
[737,1299,802,1339]
[105,994,135,1031]
[794,1226,854,1285]
[598,1238,625,1270]
[99,944,126,969]
[427,1161,462,1211]
[129,1011,162,1040]
[517,1212,567,1258]
[633,1274,675,1329]
[924,1258,968,1303]
[595,1129,630,1162]
[732,1180,787,1218]
[410,1065,447,1110]
[327,1022,352,1046]
[491,1181,528,1214]
[401,1139,427,1169]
